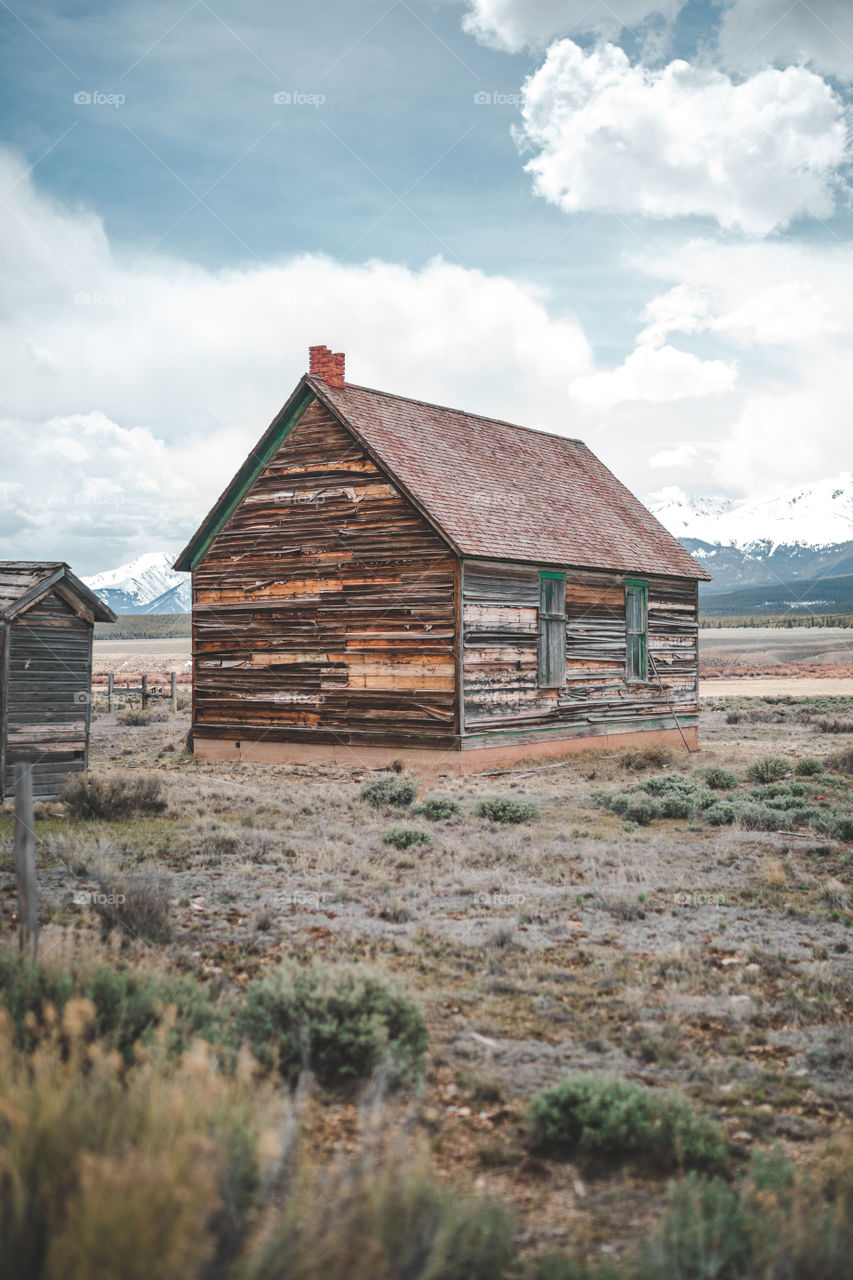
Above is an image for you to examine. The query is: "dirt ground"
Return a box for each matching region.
[2,681,851,1265]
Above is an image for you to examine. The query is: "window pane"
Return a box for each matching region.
[626,588,642,633]
[539,575,566,687]
[626,583,647,680]
[627,634,640,679]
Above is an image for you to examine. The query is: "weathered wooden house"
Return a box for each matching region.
[0,563,115,799]
[175,346,710,770]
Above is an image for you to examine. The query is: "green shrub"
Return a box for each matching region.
[412,795,461,820]
[382,826,431,850]
[238,962,427,1090]
[703,802,737,826]
[745,756,789,783]
[657,792,694,819]
[534,1260,622,1280]
[796,757,826,777]
[475,796,540,824]
[0,950,223,1063]
[622,795,660,825]
[829,812,853,842]
[600,789,664,823]
[89,863,173,943]
[360,775,418,809]
[62,773,167,820]
[828,746,853,774]
[528,1075,727,1172]
[600,775,719,824]
[632,1144,853,1280]
[699,767,738,790]
[242,1151,515,1280]
[733,802,788,831]
[751,780,813,806]
[0,1011,264,1280]
[635,1173,755,1280]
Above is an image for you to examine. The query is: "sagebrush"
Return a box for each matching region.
[238,962,427,1090]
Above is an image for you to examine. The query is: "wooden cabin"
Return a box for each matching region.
[0,563,115,799]
[174,346,711,772]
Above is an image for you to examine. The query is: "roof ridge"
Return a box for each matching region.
[309,376,588,449]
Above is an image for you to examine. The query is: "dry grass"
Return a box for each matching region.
[1,690,851,1270]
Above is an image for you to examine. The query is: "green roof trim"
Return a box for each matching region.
[173,378,316,572]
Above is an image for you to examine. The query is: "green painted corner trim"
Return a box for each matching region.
[175,381,316,571]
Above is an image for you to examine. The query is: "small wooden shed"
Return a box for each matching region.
[175,347,710,771]
[0,563,116,799]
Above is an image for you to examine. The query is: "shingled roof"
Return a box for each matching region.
[175,370,710,581]
[0,562,116,623]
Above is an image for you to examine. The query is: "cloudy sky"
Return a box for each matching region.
[1,0,851,574]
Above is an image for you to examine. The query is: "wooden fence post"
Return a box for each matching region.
[141,673,148,709]
[107,672,114,714]
[13,763,38,961]
[170,670,177,714]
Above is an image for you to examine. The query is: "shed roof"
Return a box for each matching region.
[175,375,710,581]
[0,562,116,623]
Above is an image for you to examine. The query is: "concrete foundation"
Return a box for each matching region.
[193,724,697,776]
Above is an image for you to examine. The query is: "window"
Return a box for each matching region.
[625,578,648,681]
[538,572,566,688]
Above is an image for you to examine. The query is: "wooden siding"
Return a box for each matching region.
[191,399,458,748]
[1,590,93,798]
[462,560,698,737]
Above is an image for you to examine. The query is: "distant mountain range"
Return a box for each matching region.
[84,474,853,618]
[649,472,853,614]
[84,552,191,615]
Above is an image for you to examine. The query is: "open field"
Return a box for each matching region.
[700,625,853,680]
[1,692,851,1274]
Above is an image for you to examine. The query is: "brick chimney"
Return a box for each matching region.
[309,344,345,388]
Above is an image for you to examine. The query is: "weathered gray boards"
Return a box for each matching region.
[0,564,115,799]
[175,347,711,770]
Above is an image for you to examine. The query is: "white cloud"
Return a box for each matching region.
[637,284,714,347]
[717,0,853,82]
[626,237,853,493]
[570,342,737,407]
[517,40,849,234]
[649,444,700,469]
[462,0,853,80]
[461,0,684,51]
[0,148,596,572]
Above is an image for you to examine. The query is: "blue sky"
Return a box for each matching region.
[1,0,852,572]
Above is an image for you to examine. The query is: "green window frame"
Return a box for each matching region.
[625,578,648,682]
[538,571,566,688]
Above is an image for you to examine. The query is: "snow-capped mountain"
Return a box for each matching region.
[648,473,853,607]
[84,552,191,614]
[649,472,853,552]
